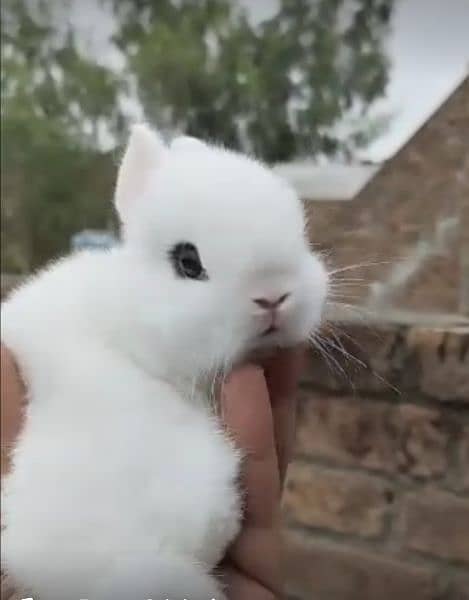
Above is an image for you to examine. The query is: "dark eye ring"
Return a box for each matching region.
[169,242,208,281]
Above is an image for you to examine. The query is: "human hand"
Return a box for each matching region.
[220,348,304,599]
[1,344,28,599]
[1,344,26,479]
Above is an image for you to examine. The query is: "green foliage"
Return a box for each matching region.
[1,0,119,271]
[114,0,393,161]
[1,0,394,272]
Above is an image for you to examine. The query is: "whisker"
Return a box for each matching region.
[328,284,367,291]
[314,336,355,391]
[320,322,402,397]
[328,283,364,290]
[324,302,369,325]
[323,321,364,349]
[326,300,370,315]
[327,294,363,302]
[309,332,350,383]
[320,335,367,370]
[329,261,392,276]
[308,333,337,375]
[328,277,368,284]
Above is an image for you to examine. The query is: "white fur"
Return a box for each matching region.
[1,124,328,599]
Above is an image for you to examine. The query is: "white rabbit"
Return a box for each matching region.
[1,124,328,600]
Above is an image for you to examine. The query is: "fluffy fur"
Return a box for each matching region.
[1,125,328,599]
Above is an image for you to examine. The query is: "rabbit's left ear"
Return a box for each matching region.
[114,123,167,222]
[170,135,208,152]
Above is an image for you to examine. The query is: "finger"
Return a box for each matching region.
[263,346,305,484]
[1,344,27,477]
[221,365,280,528]
[220,366,285,595]
[222,524,283,598]
[223,556,279,600]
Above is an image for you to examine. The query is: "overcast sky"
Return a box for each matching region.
[364,0,469,161]
[69,0,469,163]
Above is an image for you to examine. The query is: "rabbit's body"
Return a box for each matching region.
[2,250,239,599]
[1,126,328,599]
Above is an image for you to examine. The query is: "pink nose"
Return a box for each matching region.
[253,293,290,310]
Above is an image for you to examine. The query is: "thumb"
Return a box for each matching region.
[1,344,27,477]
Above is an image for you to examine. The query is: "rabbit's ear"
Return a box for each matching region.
[170,135,208,152]
[114,123,167,222]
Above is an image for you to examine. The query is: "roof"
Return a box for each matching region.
[363,68,469,163]
[273,161,380,201]
[276,69,468,202]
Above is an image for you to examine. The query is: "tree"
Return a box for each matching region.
[1,0,394,272]
[114,0,394,161]
[1,0,120,271]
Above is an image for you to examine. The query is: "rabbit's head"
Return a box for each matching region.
[114,124,328,378]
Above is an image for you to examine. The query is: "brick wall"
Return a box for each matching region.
[305,75,469,315]
[284,323,469,600]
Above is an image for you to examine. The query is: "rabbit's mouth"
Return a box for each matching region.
[261,324,279,337]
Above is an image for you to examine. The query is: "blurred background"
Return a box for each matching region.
[1,1,468,599]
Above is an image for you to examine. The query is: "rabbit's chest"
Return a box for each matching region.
[105,391,242,565]
[5,364,242,569]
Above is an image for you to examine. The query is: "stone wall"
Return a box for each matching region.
[284,323,469,600]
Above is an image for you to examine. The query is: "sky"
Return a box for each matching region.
[363,0,469,161]
[66,0,469,163]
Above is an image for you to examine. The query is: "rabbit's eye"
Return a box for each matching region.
[170,242,208,281]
